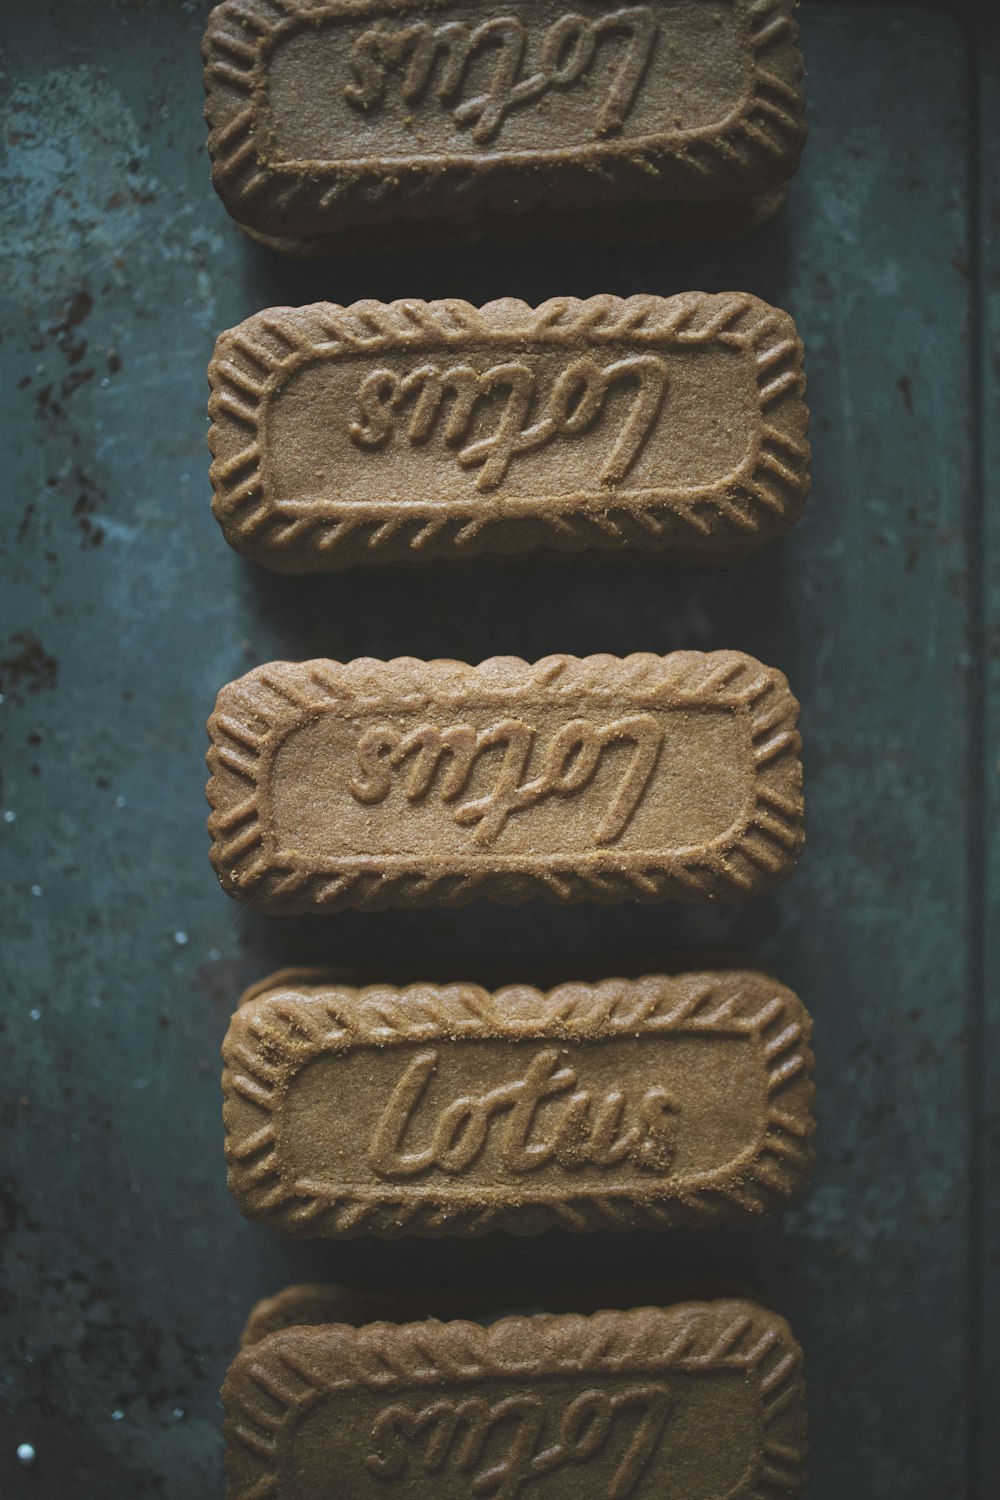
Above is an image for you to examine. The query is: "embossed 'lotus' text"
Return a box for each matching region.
[347,355,669,489]
[348,714,664,844]
[364,1383,672,1497]
[344,8,659,144]
[367,1047,679,1181]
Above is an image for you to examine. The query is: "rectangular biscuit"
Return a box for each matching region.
[223,968,815,1238]
[223,1301,807,1498]
[206,651,805,912]
[208,293,809,570]
[203,0,807,241]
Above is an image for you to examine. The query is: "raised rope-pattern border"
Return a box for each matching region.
[206,651,805,913]
[222,971,815,1238]
[203,0,807,236]
[208,292,809,569]
[223,1300,807,1499]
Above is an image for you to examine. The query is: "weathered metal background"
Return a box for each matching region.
[1,2,997,1495]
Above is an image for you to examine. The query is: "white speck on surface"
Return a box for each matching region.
[30,884,43,896]
[208,948,221,962]
[16,1443,35,1465]
[114,795,127,808]
[100,377,110,388]
[133,1077,149,1090]
[90,995,101,1008]
[174,931,188,946]
[3,810,15,823]
[29,1009,41,1022]
[110,1410,124,1422]
[172,1408,185,1421]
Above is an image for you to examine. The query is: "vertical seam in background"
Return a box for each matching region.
[961,5,987,1497]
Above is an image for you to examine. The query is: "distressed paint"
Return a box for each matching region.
[0,2,997,1498]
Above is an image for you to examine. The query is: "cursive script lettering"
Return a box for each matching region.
[344,8,659,144]
[348,354,668,489]
[367,1048,679,1180]
[347,715,663,844]
[364,1383,672,1498]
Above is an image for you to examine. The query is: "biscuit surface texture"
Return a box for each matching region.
[223,1301,807,1498]
[206,652,805,913]
[223,969,815,1238]
[208,294,810,569]
[203,0,807,238]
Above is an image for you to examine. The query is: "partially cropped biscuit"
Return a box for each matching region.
[203,1,807,247]
[223,968,815,1238]
[208,294,809,570]
[223,1301,807,1498]
[206,651,805,912]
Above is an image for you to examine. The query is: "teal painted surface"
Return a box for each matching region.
[0,2,997,1495]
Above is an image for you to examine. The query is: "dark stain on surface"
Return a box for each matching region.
[61,367,95,399]
[49,290,93,338]
[898,374,914,413]
[72,490,105,548]
[0,1178,41,1241]
[47,289,95,373]
[0,633,59,695]
[17,502,36,543]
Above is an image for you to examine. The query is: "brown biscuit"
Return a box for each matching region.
[206,651,805,913]
[223,1301,807,1498]
[208,294,809,570]
[223,969,814,1238]
[203,0,807,241]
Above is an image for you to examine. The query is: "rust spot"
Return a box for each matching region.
[0,633,58,695]
[72,484,105,547]
[78,518,105,549]
[61,368,95,399]
[49,290,93,336]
